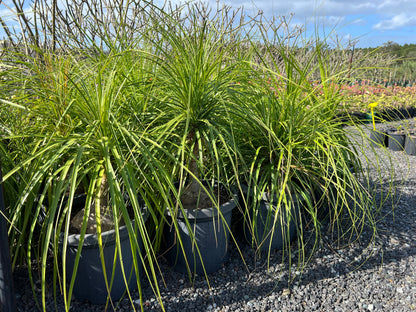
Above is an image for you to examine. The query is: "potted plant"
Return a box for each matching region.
[3,49,166,310]
[233,82,308,254]
[146,6,245,276]
[232,34,374,265]
[404,133,416,155]
[388,124,406,151]
[370,127,391,148]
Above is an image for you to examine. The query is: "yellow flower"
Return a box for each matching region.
[368,102,378,109]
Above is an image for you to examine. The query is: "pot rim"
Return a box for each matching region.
[58,194,148,248]
[167,180,237,220]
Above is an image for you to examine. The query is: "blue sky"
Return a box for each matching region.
[1,0,415,48]
[160,0,416,48]
[203,0,416,48]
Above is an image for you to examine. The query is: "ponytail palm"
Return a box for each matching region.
[4,52,168,311]
[148,10,247,209]
[233,35,377,264]
[137,5,255,280]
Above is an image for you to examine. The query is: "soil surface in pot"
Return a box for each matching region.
[68,194,136,234]
[177,181,230,210]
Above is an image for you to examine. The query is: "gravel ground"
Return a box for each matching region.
[13,122,416,312]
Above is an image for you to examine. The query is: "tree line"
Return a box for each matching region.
[358,42,416,82]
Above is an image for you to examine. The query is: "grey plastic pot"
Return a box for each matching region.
[388,130,406,151]
[164,181,236,275]
[59,196,146,304]
[405,134,416,155]
[0,161,16,312]
[243,192,300,251]
[369,129,389,148]
[312,182,337,225]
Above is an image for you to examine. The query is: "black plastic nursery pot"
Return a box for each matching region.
[164,181,236,275]
[59,195,146,304]
[369,129,389,148]
[311,182,337,225]
[388,130,406,151]
[243,192,300,252]
[0,160,16,312]
[405,134,416,155]
[379,108,416,122]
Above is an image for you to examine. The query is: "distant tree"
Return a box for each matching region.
[354,42,416,81]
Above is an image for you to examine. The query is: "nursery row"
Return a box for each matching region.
[370,120,416,155]
[338,81,416,117]
[0,1,392,311]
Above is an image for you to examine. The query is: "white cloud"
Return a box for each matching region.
[187,0,416,19]
[350,18,366,26]
[375,0,416,14]
[163,0,416,35]
[373,13,416,30]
